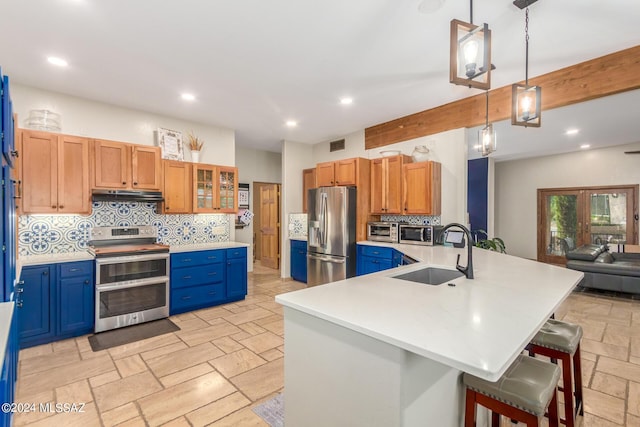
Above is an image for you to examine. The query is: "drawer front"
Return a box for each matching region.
[291,240,306,250]
[171,263,224,289]
[171,250,225,268]
[226,247,247,259]
[171,283,226,310]
[59,261,93,279]
[359,245,393,259]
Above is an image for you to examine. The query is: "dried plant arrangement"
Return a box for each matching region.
[187,131,204,151]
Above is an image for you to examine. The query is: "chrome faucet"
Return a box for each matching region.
[442,223,474,280]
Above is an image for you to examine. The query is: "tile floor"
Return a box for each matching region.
[12,265,640,426]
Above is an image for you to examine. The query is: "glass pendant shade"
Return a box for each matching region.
[449,19,492,90]
[478,124,496,156]
[511,83,541,127]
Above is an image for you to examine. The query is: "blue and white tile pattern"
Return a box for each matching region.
[288,213,307,239]
[381,215,441,225]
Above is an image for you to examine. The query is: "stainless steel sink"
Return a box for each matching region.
[391,267,464,285]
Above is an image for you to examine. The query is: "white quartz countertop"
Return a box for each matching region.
[289,236,308,241]
[169,242,250,253]
[276,241,584,381]
[19,251,94,266]
[0,302,15,366]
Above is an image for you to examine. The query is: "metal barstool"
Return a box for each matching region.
[464,354,561,427]
[528,319,584,427]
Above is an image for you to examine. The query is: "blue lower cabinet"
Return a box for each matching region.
[170,247,247,315]
[0,302,19,425]
[18,261,94,348]
[290,240,307,283]
[356,245,400,276]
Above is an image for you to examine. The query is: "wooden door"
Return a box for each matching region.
[316,162,335,186]
[163,160,192,213]
[131,145,161,190]
[385,155,405,214]
[57,135,91,214]
[302,168,316,213]
[537,189,584,265]
[193,164,216,212]
[370,158,385,214]
[334,158,357,185]
[403,161,441,215]
[20,130,58,213]
[93,139,129,189]
[260,184,280,270]
[217,166,238,213]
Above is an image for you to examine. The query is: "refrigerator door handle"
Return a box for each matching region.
[308,253,346,264]
[319,192,328,246]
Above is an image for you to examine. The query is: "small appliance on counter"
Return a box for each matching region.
[367,222,399,243]
[399,224,444,246]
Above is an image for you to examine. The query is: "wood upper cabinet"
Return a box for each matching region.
[92,139,161,190]
[302,168,316,213]
[315,161,335,187]
[192,164,238,213]
[315,158,362,187]
[403,161,441,215]
[20,130,90,214]
[370,155,410,214]
[162,160,192,214]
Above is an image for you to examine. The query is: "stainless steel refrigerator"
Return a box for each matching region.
[307,186,357,286]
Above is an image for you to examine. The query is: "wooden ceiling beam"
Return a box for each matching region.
[365,45,640,149]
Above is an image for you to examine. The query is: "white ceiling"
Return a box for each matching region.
[1,0,639,155]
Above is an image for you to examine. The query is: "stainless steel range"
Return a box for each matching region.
[89,226,170,333]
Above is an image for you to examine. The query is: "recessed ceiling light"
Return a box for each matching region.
[340,97,353,105]
[181,93,196,101]
[580,144,590,149]
[47,57,68,67]
[286,120,297,128]
[565,128,579,135]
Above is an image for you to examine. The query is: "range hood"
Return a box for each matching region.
[92,189,164,202]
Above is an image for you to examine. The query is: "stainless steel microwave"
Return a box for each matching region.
[399,224,444,246]
[367,222,399,243]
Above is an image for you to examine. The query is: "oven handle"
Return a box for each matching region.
[96,277,169,292]
[95,253,170,265]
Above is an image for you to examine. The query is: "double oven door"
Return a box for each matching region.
[95,253,170,333]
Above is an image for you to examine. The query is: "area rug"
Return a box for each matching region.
[88,318,180,352]
[252,393,284,427]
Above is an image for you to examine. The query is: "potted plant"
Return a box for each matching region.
[187,131,204,163]
[474,230,506,253]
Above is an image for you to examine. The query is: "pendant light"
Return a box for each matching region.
[512,0,541,127]
[450,0,492,90]
[478,90,496,156]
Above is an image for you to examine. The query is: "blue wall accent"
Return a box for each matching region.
[468,158,488,234]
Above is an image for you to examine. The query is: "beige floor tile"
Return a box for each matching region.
[23,402,101,427]
[597,356,640,383]
[159,363,214,388]
[52,338,78,353]
[93,370,163,413]
[18,353,115,398]
[75,336,92,353]
[583,388,626,424]
[173,312,197,321]
[628,413,640,426]
[100,402,140,426]
[212,336,245,354]
[209,348,266,378]
[18,343,53,360]
[230,358,284,401]
[230,331,252,341]
[238,322,267,336]
[194,306,234,322]
[251,314,283,327]
[108,333,182,360]
[632,336,640,358]
[19,349,81,376]
[582,338,629,361]
[590,372,627,399]
[13,391,55,426]
[137,372,237,426]
[224,307,275,326]
[140,341,188,361]
[159,416,192,427]
[170,316,210,332]
[79,348,110,360]
[146,342,224,377]
[186,391,251,426]
[260,348,283,361]
[239,331,283,354]
[581,413,623,427]
[115,354,148,378]
[629,381,640,417]
[631,355,640,366]
[55,379,93,404]
[115,416,147,427]
[176,321,242,347]
[89,370,121,388]
[260,319,284,336]
[582,350,599,362]
[602,331,631,348]
[208,406,269,426]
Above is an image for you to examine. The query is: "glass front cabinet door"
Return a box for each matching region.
[193,164,238,213]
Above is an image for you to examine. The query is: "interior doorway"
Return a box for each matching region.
[537,185,638,264]
[253,182,281,270]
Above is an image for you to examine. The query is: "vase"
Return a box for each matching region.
[192,151,200,163]
[411,145,430,162]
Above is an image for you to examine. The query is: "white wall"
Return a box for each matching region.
[235,146,282,264]
[12,84,235,166]
[495,141,640,260]
[281,140,315,278]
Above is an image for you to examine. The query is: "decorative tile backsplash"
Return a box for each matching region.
[18,201,230,256]
[288,213,308,239]
[381,215,441,225]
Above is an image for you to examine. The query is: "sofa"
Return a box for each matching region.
[566,244,640,294]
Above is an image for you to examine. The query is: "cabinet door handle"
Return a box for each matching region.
[208,272,217,276]
[70,268,80,272]
[16,301,23,308]
[10,150,19,158]
[166,206,170,211]
[43,271,48,276]
[133,182,138,186]
[122,181,127,185]
[59,205,64,209]
[183,258,192,262]
[207,256,217,260]
[182,275,192,280]
[52,205,57,209]
[12,180,21,199]
[181,296,192,300]
[84,280,90,285]
[16,288,24,293]
[17,280,24,285]
[208,291,216,295]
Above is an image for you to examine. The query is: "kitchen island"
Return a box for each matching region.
[275,242,584,426]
